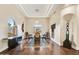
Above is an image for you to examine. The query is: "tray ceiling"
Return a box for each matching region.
[17,4,61,18]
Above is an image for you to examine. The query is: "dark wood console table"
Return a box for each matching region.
[8,36,20,50]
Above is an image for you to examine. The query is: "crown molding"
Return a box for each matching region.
[16,4,55,18]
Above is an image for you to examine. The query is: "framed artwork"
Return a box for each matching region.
[51,24,56,38]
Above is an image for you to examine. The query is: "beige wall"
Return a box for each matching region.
[0,4,26,39]
[24,18,49,35]
[0,4,27,52]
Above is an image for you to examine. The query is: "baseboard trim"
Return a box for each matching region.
[72,45,79,50]
[51,38,61,46]
[0,47,8,52]
[0,48,8,54]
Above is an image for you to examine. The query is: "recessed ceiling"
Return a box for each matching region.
[17,4,61,18]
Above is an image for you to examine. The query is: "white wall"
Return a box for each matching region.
[54,24,61,45]
[24,18,49,35]
[49,5,78,47]
[72,5,79,50]
[60,5,79,50]
[49,9,61,45]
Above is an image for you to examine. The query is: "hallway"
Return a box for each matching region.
[1,4,79,55]
[1,39,79,55]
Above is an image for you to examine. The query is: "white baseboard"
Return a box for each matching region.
[0,47,8,52]
[72,45,79,50]
[0,40,8,52]
[51,38,61,46]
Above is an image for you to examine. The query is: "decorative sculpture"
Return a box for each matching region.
[63,22,71,49]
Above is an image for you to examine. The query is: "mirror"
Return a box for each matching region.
[8,17,17,37]
[8,17,15,27]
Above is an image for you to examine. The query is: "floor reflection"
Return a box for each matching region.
[1,38,79,55]
[28,38,48,48]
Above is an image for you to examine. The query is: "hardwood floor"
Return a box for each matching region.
[0,39,79,55]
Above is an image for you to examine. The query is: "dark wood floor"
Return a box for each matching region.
[0,39,79,55]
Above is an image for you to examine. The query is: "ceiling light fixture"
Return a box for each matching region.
[35,9,39,12]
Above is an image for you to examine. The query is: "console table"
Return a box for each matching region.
[8,36,22,50]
